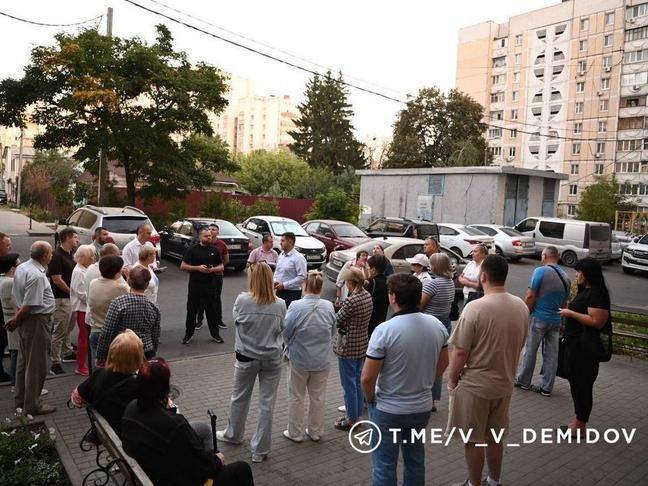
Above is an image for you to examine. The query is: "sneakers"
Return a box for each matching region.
[514,382,530,391]
[216,430,241,445]
[337,404,346,413]
[251,453,266,463]
[181,335,193,345]
[211,336,224,344]
[305,428,321,442]
[282,430,303,443]
[218,322,228,329]
[50,363,65,375]
[195,322,204,330]
[31,404,57,416]
[62,352,77,363]
[41,389,49,396]
[530,384,551,397]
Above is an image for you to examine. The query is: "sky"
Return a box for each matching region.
[0,0,554,142]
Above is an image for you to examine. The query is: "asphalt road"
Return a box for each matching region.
[6,236,648,369]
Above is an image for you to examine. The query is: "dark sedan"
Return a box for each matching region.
[160,218,251,270]
[302,219,372,256]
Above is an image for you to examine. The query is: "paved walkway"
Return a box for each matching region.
[1,352,647,485]
[0,207,54,236]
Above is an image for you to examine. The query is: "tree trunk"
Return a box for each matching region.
[123,162,137,205]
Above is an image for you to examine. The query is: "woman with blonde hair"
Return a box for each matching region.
[217,262,286,463]
[70,329,144,436]
[282,270,336,443]
[70,244,96,376]
[334,266,373,430]
[335,249,369,305]
[136,245,159,303]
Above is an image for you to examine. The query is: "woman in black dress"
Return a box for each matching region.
[558,258,611,435]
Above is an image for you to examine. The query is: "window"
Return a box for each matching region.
[537,29,547,41]
[515,34,523,45]
[490,92,505,103]
[316,223,331,236]
[600,99,609,111]
[575,101,584,114]
[488,128,502,139]
[392,244,424,260]
[513,71,520,83]
[598,121,608,133]
[626,26,648,42]
[510,129,517,139]
[576,81,585,93]
[515,53,521,65]
[579,39,588,51]
[604,34,613,47]
[569,184,578,196]
[508,147,516,157]
[491,111,503,121]
[605,12,615,26]
[622,72,648,86]
[77,211,97,229]
[532,91,543,103]
[603,56,612,69]
[623,97,645,108]
[601,78,610,91]
[595,163,604,175]
[179,221,193,236]
[627,3,648,19]
[516,218,538,233]
[571,163,579,175]
[495,37,508,48]
[618,117,645,130]
[580,17,589,31]
[572,142,581,155]
[539,221,565,239]
[597,142,606,154]
[618,139,643,151]
[578,60,587,73]
[512,90,519,102]
[511,109,519,120]
[492,73,506,85]
[568,205,576,216]
[489,146,503,156]
[555,24,566,37]
[616,161,641,173]
[438,225,459,236]
[574,122,583,134]
[493,56,506,68]
[625,49,648,63]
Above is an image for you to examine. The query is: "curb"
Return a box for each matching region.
[27,230,55,236]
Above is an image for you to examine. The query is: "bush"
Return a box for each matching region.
[200,193,279,223]
[306,188,358,224]
[26,205,55,223]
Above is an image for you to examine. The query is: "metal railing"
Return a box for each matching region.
[611,304,648,356]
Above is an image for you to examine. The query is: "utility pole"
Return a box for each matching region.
[98,7,113,205]
[16,127,24,208]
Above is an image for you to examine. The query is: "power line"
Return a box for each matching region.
[122,0,407,104]
[0,10,103,27]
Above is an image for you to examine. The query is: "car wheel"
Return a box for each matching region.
[561,250,578,267]
[622,266,635,274]
[450,247,463,258]
[495,246,504,257]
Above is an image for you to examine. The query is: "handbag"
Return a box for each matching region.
[556,336,570,379]
[333,327,348,355]
[580,318,613,362]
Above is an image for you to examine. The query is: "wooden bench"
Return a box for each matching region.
[81,408,153,486]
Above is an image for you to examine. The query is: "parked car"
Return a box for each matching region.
[612,231,634,253]
[436,223,495,258]
[302,219,371,256]
[325,237,467,283]
[0,189,7,205]
[515,217,611,267]
[621,234,648,274]
[468,224,535,260]
[362,217,440,241]
[611,235,623,262]
[56,205,161,258]
[238,216,326,269]
[159,218,251,270]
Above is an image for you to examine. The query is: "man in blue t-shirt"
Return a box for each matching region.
[361,273,448,486]
[515,245,570,396]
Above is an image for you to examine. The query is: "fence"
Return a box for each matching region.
[611,305,648,358]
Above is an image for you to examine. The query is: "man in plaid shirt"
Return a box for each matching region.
[96,266,160,364]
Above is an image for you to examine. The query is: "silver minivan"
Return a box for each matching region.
[515,217,611,267]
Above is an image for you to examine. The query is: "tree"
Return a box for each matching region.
[576,176,631,224]
[0,25,234,204]
[305,188,359,224]
[385,87,487,168]
[289,71,366,173]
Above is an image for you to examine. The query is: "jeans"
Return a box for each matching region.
[369,405,431,486]
[89,331,101,373]
[516,317,560,392]
[338,357,364,422]
[432,316,451,401]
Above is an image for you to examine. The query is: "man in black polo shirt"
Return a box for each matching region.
[180,227,224,345]
[49,227,79,375]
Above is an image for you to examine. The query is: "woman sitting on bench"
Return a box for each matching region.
[70,329,142,437]
[121,358,254,486]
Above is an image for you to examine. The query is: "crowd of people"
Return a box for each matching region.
[0,227,615,486]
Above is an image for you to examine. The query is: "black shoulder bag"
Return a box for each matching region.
[546,265,571,379]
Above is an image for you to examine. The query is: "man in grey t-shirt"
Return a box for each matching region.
[361,273,449,486]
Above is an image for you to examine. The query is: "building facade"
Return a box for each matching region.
[457,0,648,215]
[0,122,42,203]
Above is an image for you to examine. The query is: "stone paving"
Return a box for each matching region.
[1,351,647,485]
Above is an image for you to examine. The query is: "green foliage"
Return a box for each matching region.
[0,422,68,485]
[0,25,234,204]
[385,87,487,168]
[576,176,631,224]
[200,193,278,223]
[289,71,366,173]
[234,150,312,197]
[306,188,359,224]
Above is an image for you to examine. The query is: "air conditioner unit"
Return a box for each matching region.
[604,66,611,72]
[597,91,603,96]
[595,153,602,158]
[629,17,636,24]
[578,70,586,76]
[633,85,641,91]
[507,156,515,161]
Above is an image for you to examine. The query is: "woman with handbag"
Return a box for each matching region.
[217,263,286,463]
[558,258,611,436]
[333,267,373,431]
[282,271,336,443]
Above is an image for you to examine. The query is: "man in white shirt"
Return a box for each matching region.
[273,232,307,308]
[458,243,487,303]
[122,223,156,269]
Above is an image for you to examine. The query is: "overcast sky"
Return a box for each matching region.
[0,0,553,141]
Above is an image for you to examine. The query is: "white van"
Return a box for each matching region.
[514,217,611,267]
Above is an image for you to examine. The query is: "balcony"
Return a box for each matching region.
[619,106,648,118]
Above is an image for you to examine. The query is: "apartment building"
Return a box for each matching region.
[457,0,648,216]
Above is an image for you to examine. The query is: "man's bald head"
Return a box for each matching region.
[136,224,153,244]
[100,243,121,258]
[30,241,53,265]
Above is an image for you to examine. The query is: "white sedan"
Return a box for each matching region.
[436,223,495,258]
[468,224,535,260]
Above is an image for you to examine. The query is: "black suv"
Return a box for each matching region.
[363,217,440,241]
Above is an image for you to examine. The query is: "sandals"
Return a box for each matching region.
[334,416,354,431]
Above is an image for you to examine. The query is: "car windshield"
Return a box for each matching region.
[195,220,242,237]
[102,216,150,234]
[461,226,487,236]
[501,227,524,237]
[348,240,392,254]
[639,234,648,245]
[332,224,366,238]
[270,221,308,237]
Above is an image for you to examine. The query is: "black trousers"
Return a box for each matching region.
[566,339,600,423]
[185,282,221,339]
[196,275,224,325]
[276,289,301,308]
[212,461,254,486]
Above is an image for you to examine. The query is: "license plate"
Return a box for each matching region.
[306,255,320,261]
[227,244,240,250]
[524,242,533,248]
